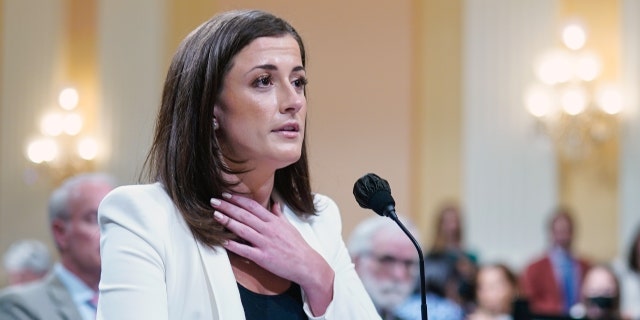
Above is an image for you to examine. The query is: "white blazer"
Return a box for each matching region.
[97,183,380,320]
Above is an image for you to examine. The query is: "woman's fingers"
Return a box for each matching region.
[219,193,275,221]
[210,196,266,229]
[213,210,262,243]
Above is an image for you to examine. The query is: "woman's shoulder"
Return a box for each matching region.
[307,193,343,231]
[102,182,172,208]
[312,192,338,210]
[106,182,168,199]
[99,182,178,232]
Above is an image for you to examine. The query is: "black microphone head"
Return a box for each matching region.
[353,173,396,217]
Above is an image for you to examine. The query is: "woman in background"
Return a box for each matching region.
[579,265,625,320]
[429,203,478,312]
[467,264,518,320]
[614,227,640,320]
[97,10,379,320]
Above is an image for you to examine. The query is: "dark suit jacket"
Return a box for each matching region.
[520,254,590,316]
[0,271,82,320]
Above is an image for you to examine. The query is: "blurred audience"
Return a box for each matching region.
[395,252,464,320]
[613,226,640,320]
[348,216,421,320]
[467,263,518,320]
[0,173,116,320]
[428,203,477,312]
[574,264,625,320]
[2,239,52,286]
[520,207,591,317]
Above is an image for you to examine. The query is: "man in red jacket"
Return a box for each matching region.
[521,208,591,316]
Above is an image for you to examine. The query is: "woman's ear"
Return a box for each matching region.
[213,105,221,131]
[213,117,219,130]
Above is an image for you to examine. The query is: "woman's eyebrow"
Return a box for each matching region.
[246,64,305,75]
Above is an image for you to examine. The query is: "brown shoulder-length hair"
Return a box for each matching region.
[142,10,315,248]
[430,203,462,253]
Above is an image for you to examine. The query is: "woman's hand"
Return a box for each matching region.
[210,193,334,315]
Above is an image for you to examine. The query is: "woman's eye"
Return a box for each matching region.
[254,75,273,88]
[293,77,308,89]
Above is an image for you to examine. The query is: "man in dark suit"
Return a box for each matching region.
[520,207,591,317]
[0,173,116,320]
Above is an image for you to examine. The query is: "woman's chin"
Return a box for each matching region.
[273,152,302,169]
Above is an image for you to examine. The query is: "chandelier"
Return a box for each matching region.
[25,87,99,184]
[525,22,622,160]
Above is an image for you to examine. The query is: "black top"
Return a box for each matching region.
[237,282,307,320]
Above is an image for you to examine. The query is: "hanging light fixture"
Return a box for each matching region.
[525,22,622,160]
[26,87,99,184]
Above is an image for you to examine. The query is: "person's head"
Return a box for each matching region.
[3,239,52,285]
[143,9,313,248]
[432,203,462,252]
[628,226,640,272]
[49,172,116,289]
[580,265,620,320]
[548,207,574,251]
[475,264,518,316]
[348,216,420,311]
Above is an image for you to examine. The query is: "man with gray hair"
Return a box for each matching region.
[0,173,116,320]
[348,215,421,320]
[3,239,52,286]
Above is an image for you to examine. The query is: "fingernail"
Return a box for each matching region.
[210,198,221,206]
[213,211,223,219]
[221,192,232,199]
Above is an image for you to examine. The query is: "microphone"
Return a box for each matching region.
[353,173,429,320]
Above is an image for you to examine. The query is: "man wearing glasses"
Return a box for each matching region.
[347,216,421,320]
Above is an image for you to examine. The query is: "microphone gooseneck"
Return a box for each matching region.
[353,173,429,320]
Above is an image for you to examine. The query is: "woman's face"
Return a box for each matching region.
[476,267,515,314]
[215,35,306,172]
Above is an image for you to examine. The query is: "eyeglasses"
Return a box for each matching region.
[364,252,419,272]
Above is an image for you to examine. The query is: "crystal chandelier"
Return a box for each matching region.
[525,22,622,160]
[25,87,99,184]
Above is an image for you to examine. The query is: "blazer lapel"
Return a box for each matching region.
[281,203,324,258]
[194,197,322,320]
[195,239,245,320]
[46,274,83,320]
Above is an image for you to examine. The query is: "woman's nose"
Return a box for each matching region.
[278,82,304,114]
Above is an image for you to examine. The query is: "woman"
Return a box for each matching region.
[615,227,640,320]
[428,203,477,312]
[97,10,380,320]
[579,265,624,320]
[467,264,518,320]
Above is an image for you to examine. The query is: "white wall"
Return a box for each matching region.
[620,0,640,256]
[98,0,165,184]
[0,0,64,265]
[463,0,558,270]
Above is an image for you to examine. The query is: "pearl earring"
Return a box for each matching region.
[213,118,219,130]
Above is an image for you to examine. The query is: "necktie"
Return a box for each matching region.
[88,293,99,309]
[561,254,576,312]
[88,292,99,319]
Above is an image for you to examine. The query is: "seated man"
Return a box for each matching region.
[0,173,116,320]
[3,239,52,286]
[348,216,421,320]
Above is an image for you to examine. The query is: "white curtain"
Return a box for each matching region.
[98,0,165,183]
[463,0,558,270]
[620,0,640,256]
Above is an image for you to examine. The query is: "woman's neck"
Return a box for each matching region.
[226,170,275,208]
